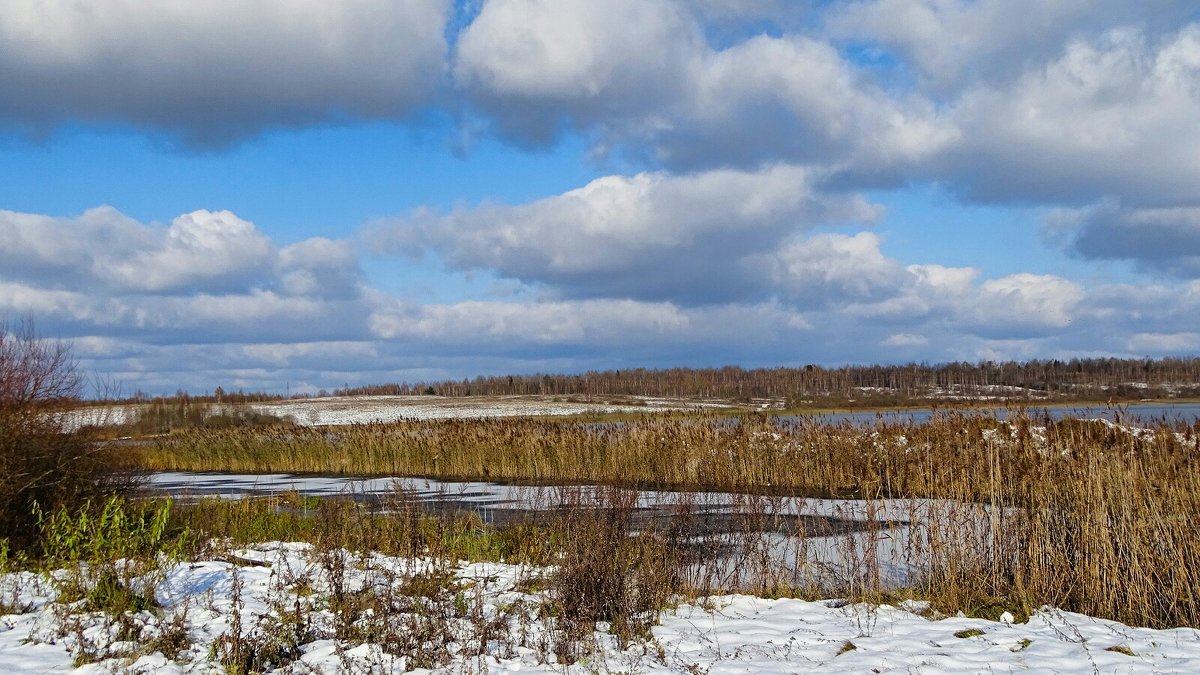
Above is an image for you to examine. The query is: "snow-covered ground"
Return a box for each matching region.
[2,542,1197,673]
[251,395,701,425]
[62,395,738,430]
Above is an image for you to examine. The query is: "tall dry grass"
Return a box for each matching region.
[132,412,1200,628]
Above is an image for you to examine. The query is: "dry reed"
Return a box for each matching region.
[131,412,1200,629]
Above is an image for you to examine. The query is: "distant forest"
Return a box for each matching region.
[112,357,1200,406]
[326,357,1200,406]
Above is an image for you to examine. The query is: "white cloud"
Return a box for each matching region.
[454,0,951,168]
[882,333,928,348]
[830,250,1083,338]
[277,238,362,298]
[1126,332,1200,353]
[0,282,115,324]
[371,299,691,344]
[455,0,701,143]
[943,24,1200,203]
[0,207,373,345]
[0,206,365,297]
[833,0,1028,88]
[0,0,450,145]
[826,0,1195,91]
[0,206,145,286]
[367,165,883,304]
[1074,281,1200,334]
[762,232,909,306]
[456,0,696,100]
[657,34,954,169]
[105,210,273,293]
[7,4,1200,391]
[973,273,1084,333]
[367,298,815,364]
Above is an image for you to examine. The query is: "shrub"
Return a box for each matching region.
[0,318,132,552]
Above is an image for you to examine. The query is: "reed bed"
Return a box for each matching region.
[133,412,1197,499]
[127,412,1200,629]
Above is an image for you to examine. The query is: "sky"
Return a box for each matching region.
[2,0,1199,396]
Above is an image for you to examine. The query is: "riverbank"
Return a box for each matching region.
[5,541,1198,673]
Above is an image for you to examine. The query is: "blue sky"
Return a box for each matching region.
[2,0,1199,395]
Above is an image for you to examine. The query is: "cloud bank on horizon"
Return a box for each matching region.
[1,0,1199,394]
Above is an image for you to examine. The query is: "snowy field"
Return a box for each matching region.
[63,394,746,430]
[2,542,1197,673]
[249,395,735,425]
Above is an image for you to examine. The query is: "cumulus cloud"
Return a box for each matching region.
[1126,332,1200,353]
[277,238,363,299]
[453,2,1199,209]
[806,238,1085,339]
[1074,281,1200,334]
[942,24,1200,204]
[369,170,1095,345]
[454,0,702,144]
[668,34,954,170]
[8,203,1200,393]
[7,2,1200,391]
[0,206,144,288]
[107,210,274,293]
[0,207,363,296]
[761,232,910,306]
[367,165,884,304]
[454,0,952,169]
[371,299,691,345]
[368,297,813,363]
[0,206,371,343]
[971,274,1084,336]
[828,0,1197,92]
[0,0,450,145]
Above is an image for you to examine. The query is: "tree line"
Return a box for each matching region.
[332,357,1200,404]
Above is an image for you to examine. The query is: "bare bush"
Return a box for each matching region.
[0,318,130,550]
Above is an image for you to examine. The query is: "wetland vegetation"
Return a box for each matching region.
[120,408,1200,629]
[6,338,1200,670]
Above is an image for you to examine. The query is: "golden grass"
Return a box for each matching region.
[128,411,1200,628]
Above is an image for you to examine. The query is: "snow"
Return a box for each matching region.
[252,395,664,425]
[3,543,1199,673]
[62,395,732,429]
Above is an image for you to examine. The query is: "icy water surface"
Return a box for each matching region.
[147,471,953,588]
[145,471,894,532]
[781,401,1200,426]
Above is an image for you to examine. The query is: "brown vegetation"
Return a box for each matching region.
[133,412,1200,628]
[0,319,132,550]
[332,357,1200,404]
